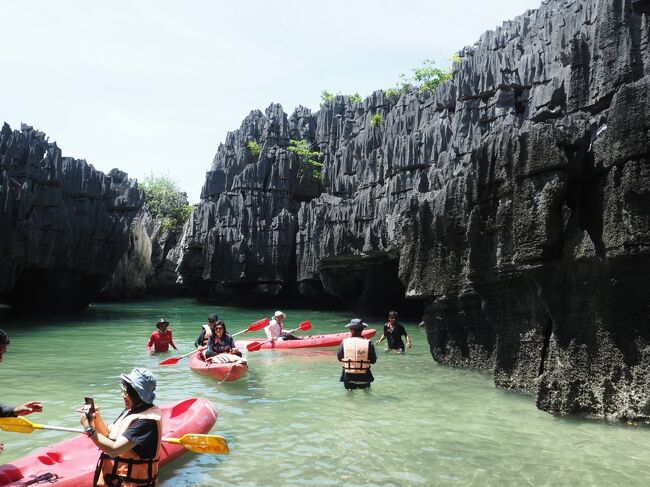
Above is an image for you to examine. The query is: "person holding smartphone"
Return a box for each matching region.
[0,329,43,454]
[80,368,161,487]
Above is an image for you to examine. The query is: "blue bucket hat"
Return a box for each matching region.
[345,318,368,330]
[121,367,157,404]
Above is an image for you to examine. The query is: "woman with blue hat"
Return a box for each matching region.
[337,319,377,390]
[80,368,162,486]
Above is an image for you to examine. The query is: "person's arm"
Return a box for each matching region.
[264,324,274,339]
[146,332,155,352]
[81,412,136,457]
[169,331,178,350]
[12,402,43,416]
[402,326,411,349]
[368,342,377,364]
[375,332,385,345]
[92,409,110,437]
[337,343,344,362]
[0,403,16,418]
[195,330,205,349]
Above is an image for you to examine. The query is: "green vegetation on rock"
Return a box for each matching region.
[383,57,458,101]
[287,139,324,182]
[141,175,193,232]
[247,140,261,157]
[370,113,384,128]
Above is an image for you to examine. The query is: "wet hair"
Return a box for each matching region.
[0,329,9,345]
[214,320,227,333]
[388,311,398,319]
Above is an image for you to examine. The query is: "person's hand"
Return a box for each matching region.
[76,404,98,428]
[407,340,411,349]
[14,401,43,416]
[79,411,90,430]
[231,347,240,354]
[375,339,382,345]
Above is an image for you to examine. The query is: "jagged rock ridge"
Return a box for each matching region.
[0,123,143,309]
[176,0,650,420]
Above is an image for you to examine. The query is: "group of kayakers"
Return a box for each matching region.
[0,309,413,485]
[144,308,412,391]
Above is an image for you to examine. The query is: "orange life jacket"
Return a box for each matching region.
[94,406,162,487]
[341,337,371,374]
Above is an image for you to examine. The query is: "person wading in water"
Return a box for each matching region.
[146,319,178,353]
[337,319,377,390]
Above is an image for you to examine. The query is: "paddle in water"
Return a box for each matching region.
[159,318,269,365]
[0,417,229,454]
[246,321,311,352]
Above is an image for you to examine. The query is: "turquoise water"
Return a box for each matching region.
[1,298,649,486]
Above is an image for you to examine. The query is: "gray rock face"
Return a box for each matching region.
[179,0,650,419]
[0,123,143,309]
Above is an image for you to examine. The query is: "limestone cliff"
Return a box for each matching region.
[176,0,650,420]
[0,123,143,309]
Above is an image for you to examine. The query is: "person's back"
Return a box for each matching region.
[337,319,377,390]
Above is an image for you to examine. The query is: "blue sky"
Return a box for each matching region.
[1,1,541,202]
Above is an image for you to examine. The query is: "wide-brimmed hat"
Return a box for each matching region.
[121,367,157,404]
[345,318,368,330]
[156,318,169,329]
[274,311,286,319]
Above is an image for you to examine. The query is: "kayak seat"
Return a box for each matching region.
[167,398,196,419]
[37,455,56,465]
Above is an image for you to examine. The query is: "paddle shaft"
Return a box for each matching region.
[2,421,222,450]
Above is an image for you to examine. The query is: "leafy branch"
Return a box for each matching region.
[141,175,193,233]
[287,139,324,182]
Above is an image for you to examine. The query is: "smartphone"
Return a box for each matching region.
[84,397,95,416]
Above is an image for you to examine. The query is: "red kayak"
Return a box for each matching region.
[0,398,217,487]
[189,352,248,382]
[236,328,377,350]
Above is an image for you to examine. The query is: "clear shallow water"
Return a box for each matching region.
[0,298,648,486]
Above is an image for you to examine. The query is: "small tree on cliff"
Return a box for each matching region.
[287,139,324,182]
[141,175,193,233]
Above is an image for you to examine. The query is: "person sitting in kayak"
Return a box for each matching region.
[0,329,44,454]
[204,321,246,364]
[375,310,411,352]
[80,367,161,487]
[146,318,178,354]
[264,311,300,340]
[194,313,218,349]
[337,319,377,390]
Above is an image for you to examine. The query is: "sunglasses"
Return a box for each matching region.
[120,384,128,394]
[215,327,225,331]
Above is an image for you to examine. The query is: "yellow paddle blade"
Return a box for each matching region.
[162,434,229,454]
[0,416,42,434]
